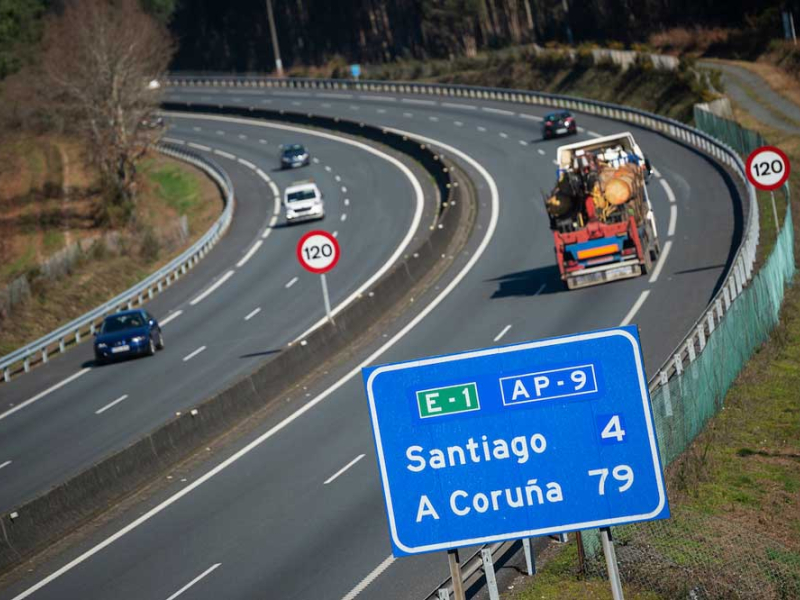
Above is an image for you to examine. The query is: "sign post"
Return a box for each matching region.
[363,327,670,597]
[746,146,791,235]
[296,230,340,323]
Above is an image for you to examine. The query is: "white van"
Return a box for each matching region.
[284,180,325,223]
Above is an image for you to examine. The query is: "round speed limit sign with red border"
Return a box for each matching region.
[746,146,791,191]
[296,230,340,274]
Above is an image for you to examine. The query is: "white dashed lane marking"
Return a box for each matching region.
[96,395,129,415]
[182,346,207,362]
[244,307,261,321]
[493,325,512,342]
[285,277,298,289]
[324,454,366,485]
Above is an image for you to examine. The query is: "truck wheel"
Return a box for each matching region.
[642,247,654,274]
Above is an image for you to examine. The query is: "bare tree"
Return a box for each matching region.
[42,0,173,222]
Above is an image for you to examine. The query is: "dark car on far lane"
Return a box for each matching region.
[280,144,310,169]
[94,309,164,364]
[542,111,578,139]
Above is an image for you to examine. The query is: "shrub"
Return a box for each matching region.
[138,227,160,263]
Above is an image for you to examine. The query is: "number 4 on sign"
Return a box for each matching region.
[601,415,626,442]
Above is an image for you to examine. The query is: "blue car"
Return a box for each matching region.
[94,309,164,364]
[280,144,310,169]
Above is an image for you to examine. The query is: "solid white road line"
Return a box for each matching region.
[272,90,311,97]
[493,325,512,342]
[442,102,477,110]
[649,240,673,284]
[236,240,263,268]
[187,142,211,152]
[7,127,499,600]
[160,310,183,326]
[213,149,235,160]
[0,368,92,423]
[340,556,396,600]
[359,95,395,102]
[96,395,129,415]
[660,178,677,204]
[324,454,366,485]
[668,205,678,237]
[182,346,206,362]
[237,158,256,170]
[164,564,222,600]
[482,107,514,116]
[285,277,298,289]
[189,270,234,306]
[402,98,436,105]
[244,307,261,321]
[0,460,11,471]
[620,290,651,327]
[318,92,352,99]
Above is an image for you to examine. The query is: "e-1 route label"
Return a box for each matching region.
[363,326,669,557]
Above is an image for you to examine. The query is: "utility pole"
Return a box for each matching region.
[266,0,284,77]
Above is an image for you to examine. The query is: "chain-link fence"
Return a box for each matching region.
[579,109,798,599]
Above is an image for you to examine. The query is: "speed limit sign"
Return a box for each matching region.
[296,230,340,274]
[746,146,791,191]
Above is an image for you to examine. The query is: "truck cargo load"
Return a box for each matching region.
[544,132,660,290]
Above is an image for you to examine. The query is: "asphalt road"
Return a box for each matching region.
[0,87,742,600]
[0,115,432,513]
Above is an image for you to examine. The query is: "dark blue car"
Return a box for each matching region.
[280,144,310,169]
[94,309,164,364]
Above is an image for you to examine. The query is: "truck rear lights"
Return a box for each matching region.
[576,244,619,260]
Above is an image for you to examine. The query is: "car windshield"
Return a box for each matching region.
[546,112,570,121]
[102,314,144,333]
[284,146,305,156]
[287,189,317,202]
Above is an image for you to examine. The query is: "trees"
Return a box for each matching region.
[42,0,173,223]
[0,0,45,79]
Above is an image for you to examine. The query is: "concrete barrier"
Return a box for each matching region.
[0,109,475,575]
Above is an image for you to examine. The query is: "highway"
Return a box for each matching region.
[0,87,741,599]
[0,115,432,513]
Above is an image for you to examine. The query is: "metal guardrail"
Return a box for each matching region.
[0,143,235,382]
[165,74,760,395]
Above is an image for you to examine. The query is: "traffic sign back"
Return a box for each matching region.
[363,327,669,556]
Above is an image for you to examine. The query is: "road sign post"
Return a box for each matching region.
[746,146,791,235]
[364,326,669,596]
[296,230,340,324]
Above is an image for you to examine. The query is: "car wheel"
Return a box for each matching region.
[156,331,165,350]
[147,337,156,356]
[95,355,106,366]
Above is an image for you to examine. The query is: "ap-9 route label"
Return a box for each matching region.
[499,364,598,406]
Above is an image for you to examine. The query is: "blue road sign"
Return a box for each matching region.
[363,327,669,557]
[350,64,361,78]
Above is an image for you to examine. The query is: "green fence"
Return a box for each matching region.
[581,108,798,599]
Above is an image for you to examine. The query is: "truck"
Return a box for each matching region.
[544,132,660,290]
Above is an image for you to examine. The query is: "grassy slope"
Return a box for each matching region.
[0,140,222,355]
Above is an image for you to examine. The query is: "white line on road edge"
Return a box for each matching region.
[649,240,673,284]
[96,395,129,415]
[0,460,11,471]
[237,157,256,170]
[189,270,234,306]
[493,325,512,342]
[619,290,651,327]
[341,556,396,600]
[359,95,395,102]
[0,368,91,423]
[660,178,677,204]
[318,92,352,99]
[402,98,436,106]
[668,205,678,237]
[244,307,261,321]
[187,142,211,152]
[213,149,235,160]
[7,129,499,600]
[236,240,263,268]
[285,277,298,289]
[482,107,514,116]
[324,454,366,485]
[587,131,602,138]
[160,310,183,327]
[519,113,543,121]
[442,102,477,110]
[161,137,185,145]
[182,346,206,362]
[164,563,222,600]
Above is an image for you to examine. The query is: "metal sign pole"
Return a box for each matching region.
[600,527,625,600]
[770,191,780,234]
[320,273,333,324]
[447,549,466,600]
[522,538,535,576]
[481,548,500,600]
